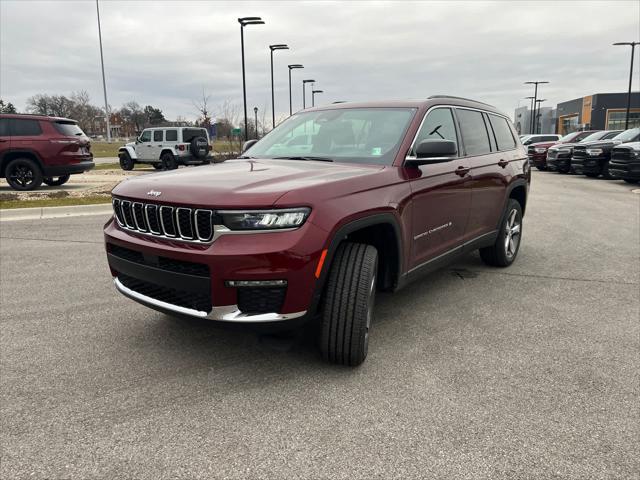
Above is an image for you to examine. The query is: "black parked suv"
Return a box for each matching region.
[609,142,640,184]
[547,130,619,173]
[572,128,640,178]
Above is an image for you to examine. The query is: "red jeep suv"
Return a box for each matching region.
[104,97,530,366]
[0,114,94,190]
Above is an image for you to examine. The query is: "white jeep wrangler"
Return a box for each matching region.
[118,127,211,170]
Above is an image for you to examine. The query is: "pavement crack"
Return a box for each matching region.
[0,236,102,245]
[468,269,638,286]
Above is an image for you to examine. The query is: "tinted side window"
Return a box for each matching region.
[165,129,177,142]
[0,119,9,137]
[410,108,458,156]
[11,119,42,136]
[139,130,151,142]
[457,109,491,156]
[153,130,163,142]
[489,114,517,151]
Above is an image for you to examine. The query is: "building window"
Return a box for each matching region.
[558,114,579,135]
[606,109,640,130]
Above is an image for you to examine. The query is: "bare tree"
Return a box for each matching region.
[193,88,212,128]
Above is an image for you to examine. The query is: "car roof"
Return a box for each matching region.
[303,96,507,116]
[0,113,77,123]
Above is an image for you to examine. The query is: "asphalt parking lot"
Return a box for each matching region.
[1,171,638,479]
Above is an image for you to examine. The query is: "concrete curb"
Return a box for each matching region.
[0,203,113,222]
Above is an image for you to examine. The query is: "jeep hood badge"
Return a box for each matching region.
[147,190,161,197]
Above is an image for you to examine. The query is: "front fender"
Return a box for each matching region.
[119,145,138,160]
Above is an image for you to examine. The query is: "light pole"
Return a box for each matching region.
[287,64,304,116]
[96,0,111,143]
[312,89,323,107]
[525,81,549,135]
[613,41,639,129]
[254,106,259,139]
[269,44,289,129]
[535,99,546,134]
[238,16,265,141]
[302,79,315,109]
[524,96,535,134]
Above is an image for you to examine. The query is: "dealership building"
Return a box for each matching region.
[513,91,640,135]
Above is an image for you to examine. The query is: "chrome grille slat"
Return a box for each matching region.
[111,198,214,244]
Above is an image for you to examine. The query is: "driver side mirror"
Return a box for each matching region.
[406,139,457,166]
[242,139,258,153]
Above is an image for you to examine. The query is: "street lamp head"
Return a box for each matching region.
[312,90,323,94]
[303,79,316,84]
[288,64,304,70]
[239,16,264,26]
[270,44,289,51]
[254,106,258,114]
[524,96,535,99]
[525,81,549,85]
[613,42,639,46]
[536,99,546,103]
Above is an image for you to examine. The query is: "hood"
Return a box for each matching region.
[574,139,620,149]
[529,141,558,148]
[614,141,640,151]
[111,159,386,207]
[549,142,582,150]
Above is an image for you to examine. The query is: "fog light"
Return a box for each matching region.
[225,280,287,287]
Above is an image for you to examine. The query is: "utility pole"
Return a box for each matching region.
[96,0,111,142]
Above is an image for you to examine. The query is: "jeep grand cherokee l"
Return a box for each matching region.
[572,128,640,178]
[527,130,596,171]
[104,97,529,366]
[547,130,620,173]
[0,114,94,190]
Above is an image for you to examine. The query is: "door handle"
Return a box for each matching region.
[498,159,508,168]
[455,166,470,177]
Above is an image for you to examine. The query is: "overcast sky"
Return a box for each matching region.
[1,0,638,123]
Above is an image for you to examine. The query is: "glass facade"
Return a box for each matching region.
[606,110,640,130]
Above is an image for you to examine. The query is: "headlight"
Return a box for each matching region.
[218,208,310,230]
[586,148,603,156]
[633,150,640,159]
[534,147,547,154]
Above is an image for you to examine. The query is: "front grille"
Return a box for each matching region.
[547,150,557,160]
[612,148,633,162]
[237,287,286,314]
[527,146,535,155]
[572,147,587,160]
[112,198,214,243]
[108,243,209,277]
[118,273,211,312]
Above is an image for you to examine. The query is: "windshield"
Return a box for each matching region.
[244,107,417,165]
[53,121,87,137]
[613,128,640,143]
[580,131,611,142]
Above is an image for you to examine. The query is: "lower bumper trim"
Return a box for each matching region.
[114,277,306,322]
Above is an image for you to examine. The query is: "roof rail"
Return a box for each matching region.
[427,95,495,108]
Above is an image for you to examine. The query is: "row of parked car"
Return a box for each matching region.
[522,128,640,184]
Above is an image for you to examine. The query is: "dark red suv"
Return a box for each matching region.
[0,114,94,190]
[104,97,530,366]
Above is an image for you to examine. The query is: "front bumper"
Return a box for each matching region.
[104,216,326,324]
[609,159,640,181]
[571,155,604,175]
[546,154,571,172]
[527,153,547,168]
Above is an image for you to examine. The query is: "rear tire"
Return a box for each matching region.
[5,158,43,191]
[319,242,378,367]
[43,174,71,186]
[119,151,134,171]
[161,152,178,170]
[152,163,164,170]
[585,172,599,178]
[480,199,522,268]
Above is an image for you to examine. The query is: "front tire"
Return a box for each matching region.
[43,174,71,186]
[480,199,523,267]
[5,158,43,191]
[119,151,134,171]
[624,179,639,184]
[535,166,546,171]
[319,242,378,366]
[601,160,613,180]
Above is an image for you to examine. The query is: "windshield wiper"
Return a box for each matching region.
[273,156,334,162]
